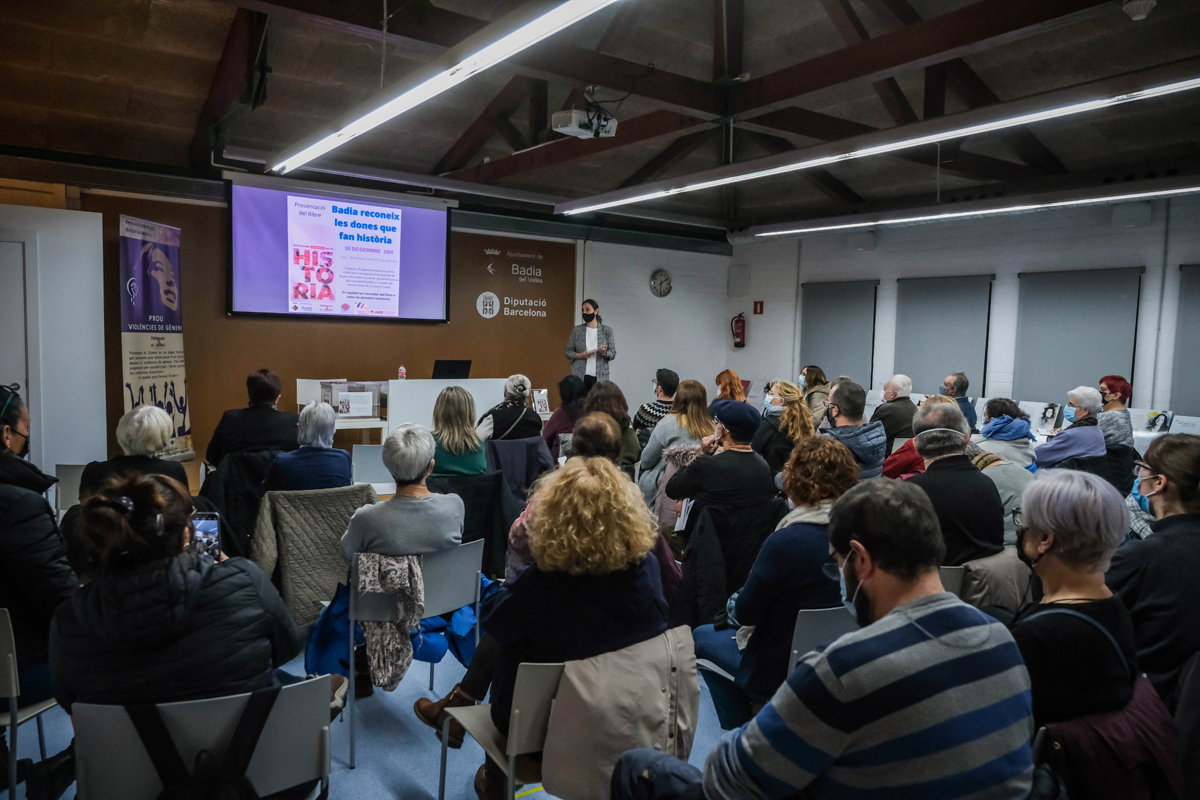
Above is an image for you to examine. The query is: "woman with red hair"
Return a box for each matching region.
[1098,375,1134,448]
[709,369,747,415]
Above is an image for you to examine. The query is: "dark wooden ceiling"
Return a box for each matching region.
[2,0,1199,233]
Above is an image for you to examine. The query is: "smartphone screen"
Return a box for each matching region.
[192,513,221,559]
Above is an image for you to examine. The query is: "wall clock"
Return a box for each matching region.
[650,268,673,298]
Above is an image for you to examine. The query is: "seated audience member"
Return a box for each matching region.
[709,369,746,415]
[821,378,886,478]
[542,375,587,459]
[907,402,1005,564]
[476,457,668,798]
[477,374,542,441]
[582,380,641,465]
[633,368,678,448]
[882,394,957,478]
[80,405,188,498]
[0,384,77,791]
[751,381,813,474]
[941,371,978,432]
[973,398,1037,469]
[340,424,464,558]
[1098,374,1135,448]
[206,368,299,466]
[430,386,486,477]
[666,400,776,513]
[967,443,1034,547]
[800,365,831,423]
[262,401,351,492]
[51,474,305,713]
[1035,386,1106,469]
[1009,470,1136,726]
[1107,433,1200,698]
[692,436,855,725]
[613,478,1034,800]
[869,373,918,455]
[638,379,714,504]
[570,411,624,462]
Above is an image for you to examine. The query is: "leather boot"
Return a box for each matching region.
[473,760,521,800]
[25,741,74,800]
[413,683,476,748]
[354,645,374,698]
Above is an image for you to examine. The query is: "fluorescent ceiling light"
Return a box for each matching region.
[271,0,622,174]
[559,69,1200,216]
[753,183,1200,238]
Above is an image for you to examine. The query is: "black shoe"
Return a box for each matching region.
[0,756,33,786]
[25,743,75,800]
[353,645,374,697]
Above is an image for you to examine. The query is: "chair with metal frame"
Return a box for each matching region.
[2,609,58,800]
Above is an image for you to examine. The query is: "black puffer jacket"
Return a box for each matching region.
[0,453,77,671]
[50,553,304,712]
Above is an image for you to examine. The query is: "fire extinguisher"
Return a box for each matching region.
[731,312,746,348]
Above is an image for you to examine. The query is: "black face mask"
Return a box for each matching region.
[825,406,836,427]
[1015,526,1044,570]
[582,312,596,323]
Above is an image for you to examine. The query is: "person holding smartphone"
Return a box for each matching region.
[564,298,615,391]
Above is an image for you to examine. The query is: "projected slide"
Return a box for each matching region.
[230,183,448,321]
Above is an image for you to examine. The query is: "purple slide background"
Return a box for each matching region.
[230,184,448,320]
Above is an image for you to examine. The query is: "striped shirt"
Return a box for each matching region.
[703,593,1034,800]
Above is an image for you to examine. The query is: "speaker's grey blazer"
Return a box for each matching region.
[565,323,615,382]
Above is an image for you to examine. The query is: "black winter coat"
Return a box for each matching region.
[0,453,78,672]
[750,416,795,474]
[50,553,304,713]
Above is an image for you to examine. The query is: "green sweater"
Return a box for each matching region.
[431,432,486,476]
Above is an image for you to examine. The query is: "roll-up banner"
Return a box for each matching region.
[119,215,193,459]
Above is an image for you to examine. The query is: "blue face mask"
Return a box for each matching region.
[839,557,861,620]
[939,386,950,396]
[798,376,806,390]
[764,394,773,409]
[1132,474,1159,513]
[1061,406,1077,425]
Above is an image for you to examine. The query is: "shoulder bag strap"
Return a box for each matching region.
[497,408,525,441]
[1023,608,1133,680]
[220,687,281,777]
[125,702,191,789]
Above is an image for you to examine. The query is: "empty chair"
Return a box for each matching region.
[439,663,564,800]
[789,607,859,674]
[939,565,967,599]
[351,444,395,494]
[2,609,58,799]
[73,676,331,800]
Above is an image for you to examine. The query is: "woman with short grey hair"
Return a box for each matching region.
[1033,386,1107,469]
[476,374,543,441]
[80,405,188,499]
[1008,469,1137,726]
[262,402,351,492]
[340,423,463,559]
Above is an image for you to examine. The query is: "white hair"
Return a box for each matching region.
[912,403,970,458]
[1022,469,1129,572]
[382,423,436,485]
[887,374,912,397]
[297,401,336,449]
[1068,386,1103,416]
[115,406,174,456]
[504,374,532,403]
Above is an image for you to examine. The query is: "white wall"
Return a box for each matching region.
[733,196,1200,409]
[724,239,801,388]
[578,240,731,409]
[0,204,105,477]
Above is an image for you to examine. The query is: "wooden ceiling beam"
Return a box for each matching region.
[816,0,918,125]
[443,110,714,184]
[562,0,649,111]
[618,128,718,188]
[189,9,268,168]
[732,0,1115,117]
[220,0,722,117]
[747,130,864,205]
[431,75,531,175]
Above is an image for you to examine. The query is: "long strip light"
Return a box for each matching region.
[270,0,622,174]
[751,183,1200,238]
[558,69,1200,216]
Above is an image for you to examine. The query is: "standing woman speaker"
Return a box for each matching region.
[565,298,615,390]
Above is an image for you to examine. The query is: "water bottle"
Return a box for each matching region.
[397,365,407,380]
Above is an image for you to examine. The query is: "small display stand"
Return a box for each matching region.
[296,379,390,443]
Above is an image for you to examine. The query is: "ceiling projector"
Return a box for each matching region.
[552,108,618,139]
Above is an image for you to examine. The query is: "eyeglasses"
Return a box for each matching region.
[1133,460,1159,478]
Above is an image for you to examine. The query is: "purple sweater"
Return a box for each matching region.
[1034,425,1105,468]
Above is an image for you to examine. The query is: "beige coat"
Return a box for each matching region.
[541,626,699,800]
[961,547,1035,614]
[805,381,831,423]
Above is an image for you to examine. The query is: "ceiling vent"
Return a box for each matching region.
[1122,0,1156,21]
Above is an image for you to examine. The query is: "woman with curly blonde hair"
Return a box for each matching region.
[692,435,857,728]
[751,380,814,473]
[456,457,669,796]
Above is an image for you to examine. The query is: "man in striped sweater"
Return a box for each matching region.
[614,478,1035,800]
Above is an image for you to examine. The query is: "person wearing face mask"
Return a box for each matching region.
[750,381,813,474]
[940,371,978,433]
[821,378,887,478]
[1034,386,1106,469]
[1007,470,1138,726]
[869,373,917,455]
[565,298,615,390]
[1107,434,1200,701]
[611,478,1035,800]
[800,365,830,423]
[0,384,78,793]
[1096,374,1135,448]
